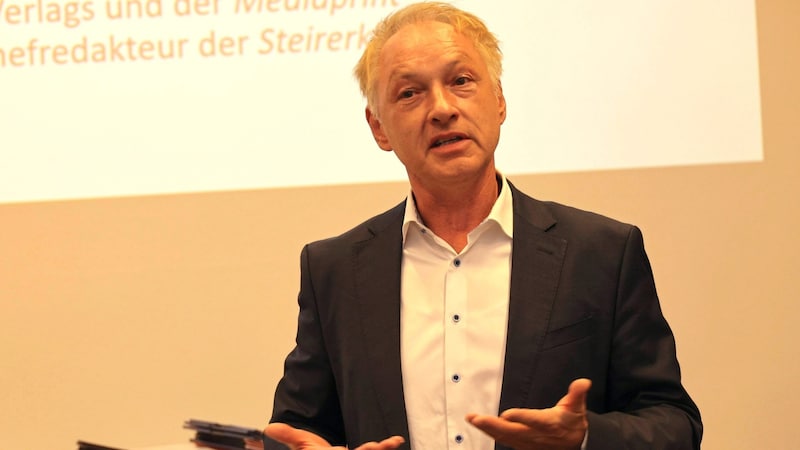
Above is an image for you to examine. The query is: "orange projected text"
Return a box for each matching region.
[234,0,400,16]
[0,0,405,68]
[0,0,95,28]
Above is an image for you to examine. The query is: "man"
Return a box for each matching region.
[264,2,702,450]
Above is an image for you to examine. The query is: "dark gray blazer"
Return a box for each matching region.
[268,183,702,450]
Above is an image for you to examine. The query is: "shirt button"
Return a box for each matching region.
[455,434,464,444]
[452,314,461,323]
[452,373,461,383]
[454,258,461,267]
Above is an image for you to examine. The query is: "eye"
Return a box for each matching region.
[454,76,471,86]
[398,89,415,100]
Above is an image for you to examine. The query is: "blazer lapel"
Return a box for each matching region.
[499,186,568,413]
[352,202,411,439]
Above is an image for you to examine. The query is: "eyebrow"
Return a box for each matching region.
[387,58,471,85]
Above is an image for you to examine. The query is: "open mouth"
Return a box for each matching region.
[432,136,464,148]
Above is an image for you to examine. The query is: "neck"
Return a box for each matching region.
[410,171,500,252]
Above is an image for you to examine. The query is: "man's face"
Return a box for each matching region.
[366,21,506,189]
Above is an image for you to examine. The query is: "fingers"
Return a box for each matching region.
[264,424,404,450]
[263,422,293,443]
[499,378,592,423]
[466,412,530,441]
[354,436,405,450]
[263,423,331,449]
[466,379,592,449]
[381,436,406,448]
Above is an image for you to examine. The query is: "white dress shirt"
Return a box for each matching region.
[400,175,514,450]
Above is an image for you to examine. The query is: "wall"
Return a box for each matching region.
[1,0,798,448]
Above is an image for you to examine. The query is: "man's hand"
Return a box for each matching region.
[264,423,405,450]
[466,378,591,450]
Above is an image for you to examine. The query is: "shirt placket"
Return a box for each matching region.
[444,254,467,448]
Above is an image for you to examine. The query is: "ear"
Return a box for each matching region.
[496,81,507,125]
[366,107,393,152]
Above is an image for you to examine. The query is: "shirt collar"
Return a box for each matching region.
[402,173,514,244]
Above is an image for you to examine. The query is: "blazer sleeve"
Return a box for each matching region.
[585,226,702,450]
[267,244,347,448]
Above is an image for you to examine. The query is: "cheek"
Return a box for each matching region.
[383,116,417,141]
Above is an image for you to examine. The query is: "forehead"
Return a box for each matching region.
[377,21,482,75]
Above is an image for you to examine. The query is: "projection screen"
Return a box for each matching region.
[1,0,762,203]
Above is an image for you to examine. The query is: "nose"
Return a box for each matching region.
[428,84,458,124]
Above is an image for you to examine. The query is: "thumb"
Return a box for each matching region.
[558,378,591,413]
